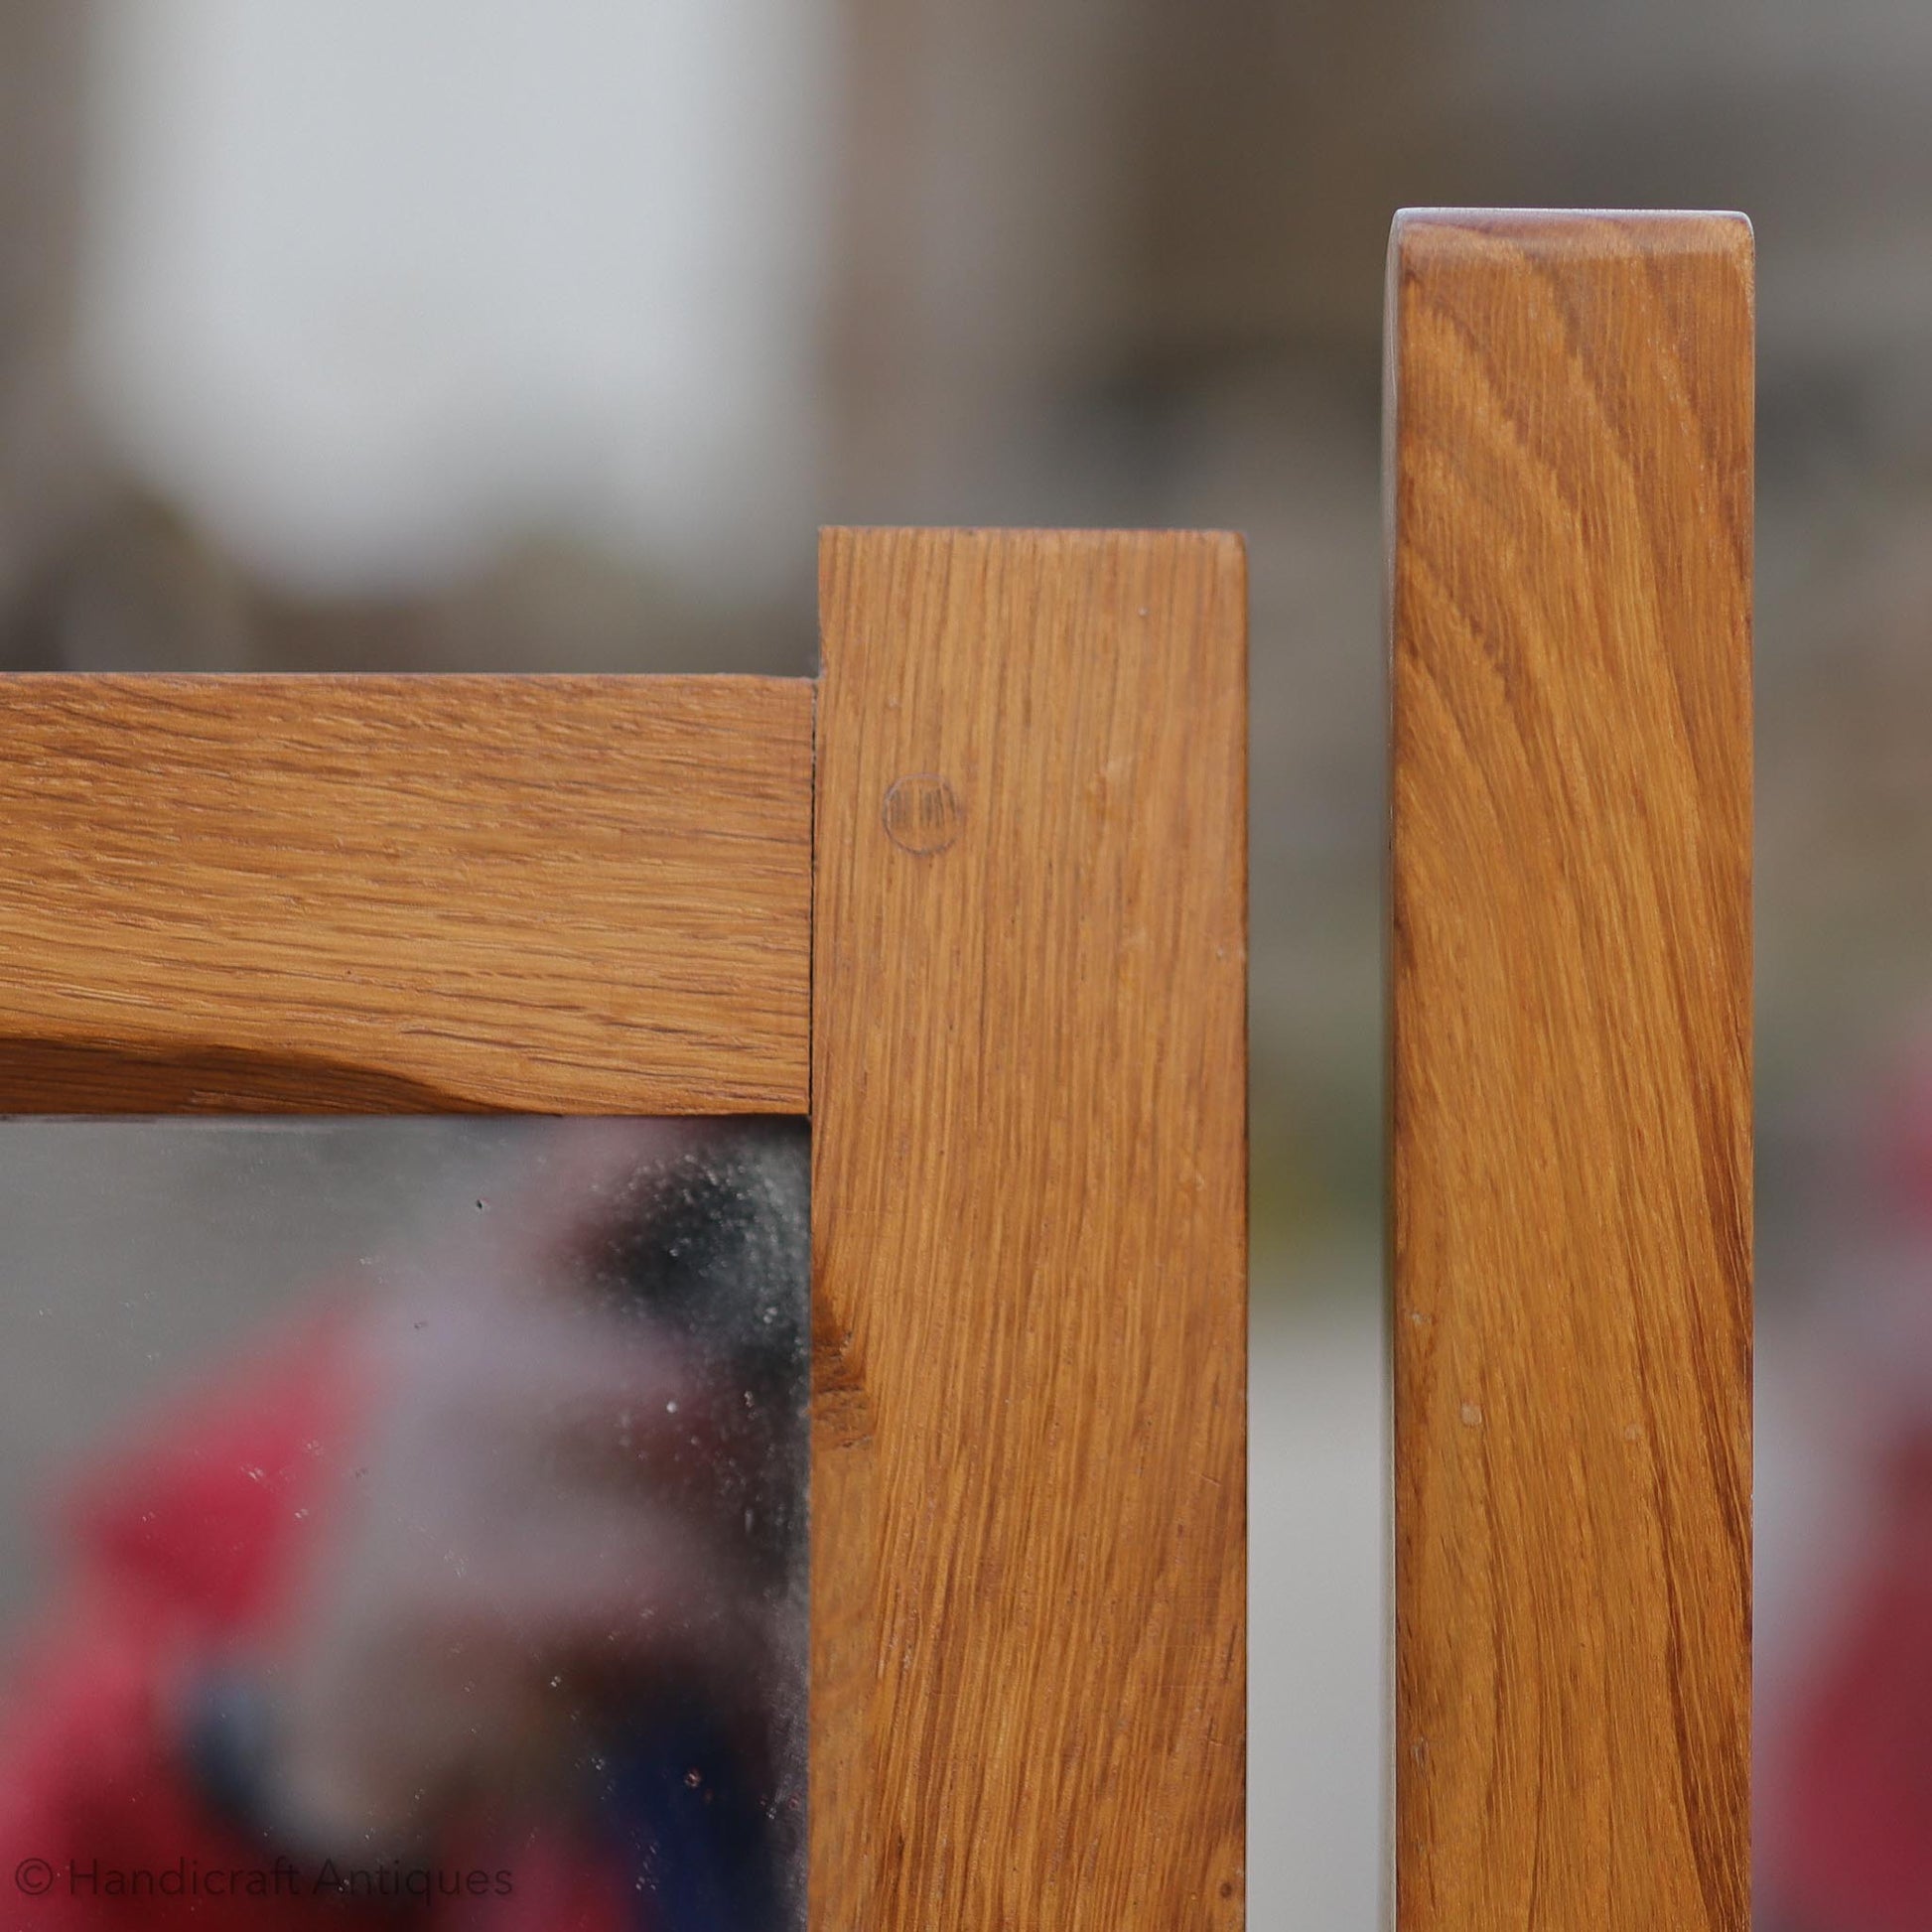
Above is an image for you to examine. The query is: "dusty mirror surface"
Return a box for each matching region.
[0,1117,808,1926]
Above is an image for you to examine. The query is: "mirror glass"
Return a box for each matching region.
[0,1117,808,1926]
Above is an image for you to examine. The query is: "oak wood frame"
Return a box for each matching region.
[1388,210,1753,1930]
[0,528,1249,1928]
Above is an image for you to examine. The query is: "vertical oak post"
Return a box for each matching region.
[1389,211,1754,1928]
[812,529,1248,1928]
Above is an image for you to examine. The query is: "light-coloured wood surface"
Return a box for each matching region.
[812,528,1248,1928]
[0,675,812,1112]
[1388,211,1753,1929]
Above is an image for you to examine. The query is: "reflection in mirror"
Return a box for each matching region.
[0,1118,808,1927]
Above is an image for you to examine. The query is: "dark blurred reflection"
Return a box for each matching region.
[0,1117,808,1929]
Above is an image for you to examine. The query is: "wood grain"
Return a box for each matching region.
[1388,211,1753,1928]
[812,529,1248,1928]
[0,675,812,1112]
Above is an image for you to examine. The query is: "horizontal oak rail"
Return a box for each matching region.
[0,675,813,1113]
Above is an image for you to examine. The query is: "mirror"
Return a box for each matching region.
[0,1117,808,1926]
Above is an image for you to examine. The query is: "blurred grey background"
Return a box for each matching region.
[3,2,1931,1923]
